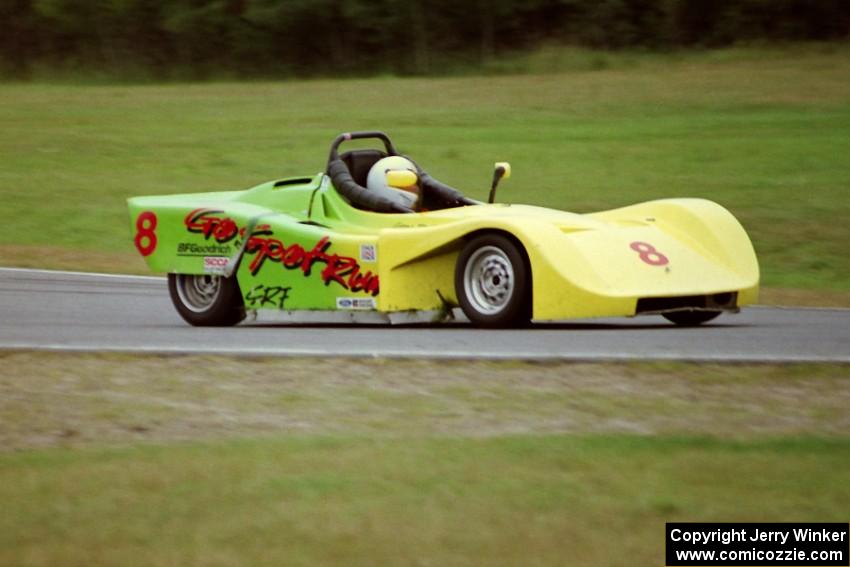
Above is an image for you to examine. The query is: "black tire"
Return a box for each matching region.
[662,310,721,326]
[168,273,245,327]
[455,234,531,328]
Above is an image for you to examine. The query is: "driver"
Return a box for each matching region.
[366,156,422,211]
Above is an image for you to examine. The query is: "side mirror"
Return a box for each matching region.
[488,162,511,204]
[386,169,418,189]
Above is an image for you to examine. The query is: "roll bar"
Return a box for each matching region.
[325,131,476,213]
[327,131,398,163]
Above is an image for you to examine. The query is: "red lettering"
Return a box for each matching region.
[247,236,285,275]
[185,208,239,243]
[213,217,238,242]
[365,276,380,295]
[321,255,357,288]
[243,233,380,296]
[300,237,331,276]
[348,268,380,295]
[282,245,305,268]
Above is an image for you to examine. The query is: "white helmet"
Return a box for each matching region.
[366,156,420,209]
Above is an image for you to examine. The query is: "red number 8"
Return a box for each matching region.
[630,241,668,266]
[134,211,158,257]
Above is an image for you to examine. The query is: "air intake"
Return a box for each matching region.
[635,292,738,315]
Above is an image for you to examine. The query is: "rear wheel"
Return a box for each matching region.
[168,273,245,327]
[455,234,531,328]
[663,310,721,326]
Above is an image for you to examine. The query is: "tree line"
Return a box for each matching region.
[2,0,849,79]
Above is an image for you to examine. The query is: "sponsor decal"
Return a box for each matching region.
[336,297,377,310]
[203,256,229,274]
[244,231,380,296]
[245,284,291,309]
[360,244,377,263]
[181,210,379,296]
[184,208,269,246]
[178,242,232,256]
[185,209,240,244]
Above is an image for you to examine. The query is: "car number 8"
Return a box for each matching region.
[134,211,158,256]
[630,241,668,266]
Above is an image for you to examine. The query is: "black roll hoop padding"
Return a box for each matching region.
[326,131,476,213]
[327,158,412,213]
[328,131,398,163]
[326,131,413,213]
[419,171,478,207]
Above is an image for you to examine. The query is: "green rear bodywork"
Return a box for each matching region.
[130,174,388,312]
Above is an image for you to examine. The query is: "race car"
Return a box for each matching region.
[127,131,759,328]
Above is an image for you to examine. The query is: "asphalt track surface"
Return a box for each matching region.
[1,268,848,363]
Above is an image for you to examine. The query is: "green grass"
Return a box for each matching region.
[1,353,849,565]
[1,46,849,290]
[2,436,849,566]
[3,354,849,448]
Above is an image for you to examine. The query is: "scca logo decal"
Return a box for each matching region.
[203,256,228,273]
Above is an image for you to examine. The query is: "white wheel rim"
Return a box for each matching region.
[176,274,221,313]
[463,245,514,315]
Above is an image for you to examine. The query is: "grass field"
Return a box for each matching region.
[1,45,849,294]
[2,46,849,565]
[1,353,849,566]
[4,436,849,566]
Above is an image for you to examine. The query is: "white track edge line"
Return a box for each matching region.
[0,267,163,282]
[1,343,848,363]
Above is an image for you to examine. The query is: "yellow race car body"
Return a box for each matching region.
[127,132,758,327]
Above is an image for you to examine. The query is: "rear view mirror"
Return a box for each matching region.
[488,162,511,203]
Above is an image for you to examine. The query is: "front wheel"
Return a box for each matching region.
[455,234,531,328]
[168,273,245,327]
[663,310,721,326]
